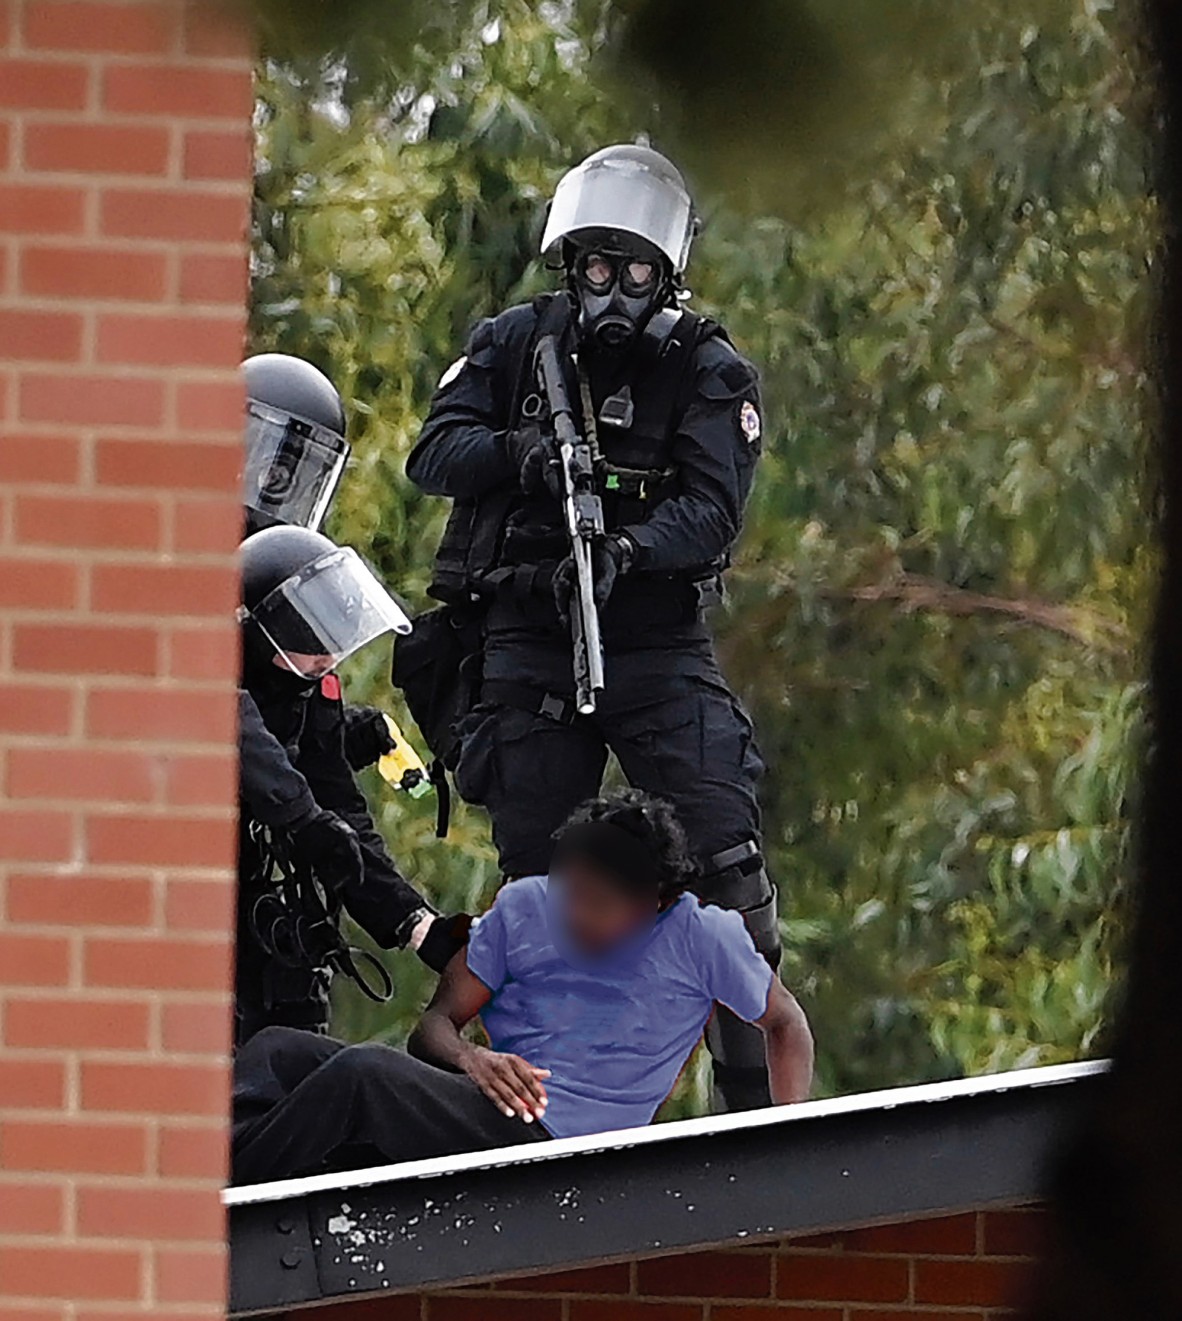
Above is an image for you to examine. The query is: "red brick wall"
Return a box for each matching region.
[302,1207,1045,1321]
[0,1,253,1316]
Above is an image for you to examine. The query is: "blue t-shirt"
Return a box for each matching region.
[466,875,774,1139]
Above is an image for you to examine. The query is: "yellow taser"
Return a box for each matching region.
[377,714,432,798]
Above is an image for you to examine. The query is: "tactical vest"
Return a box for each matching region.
[428,292,728,606]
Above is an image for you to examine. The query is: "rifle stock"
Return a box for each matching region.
[534,334,605,714]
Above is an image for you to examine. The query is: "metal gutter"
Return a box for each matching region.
[227,1059,1106,1316]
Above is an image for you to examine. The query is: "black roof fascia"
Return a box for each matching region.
[226,1060,1106,1318]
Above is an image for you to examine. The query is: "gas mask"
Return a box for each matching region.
[569,240,668,353]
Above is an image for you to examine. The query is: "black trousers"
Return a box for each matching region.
[231,1026,548,1186]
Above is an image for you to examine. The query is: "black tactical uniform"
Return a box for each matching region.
[406,146,779,1111]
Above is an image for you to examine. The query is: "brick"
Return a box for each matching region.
[0,1245,142,1301]
[96,438,241,491]
[0,308,84,361]
[0,1181,66,1235]
[161,1001,231,1054]
[7,873,154,928]
[104,61,252,118]
[85,936,230,992]
[91,562,237,616]
[5,998,152,1051]
[85,812,236,868]
[842,1213,978,1255]
[183,4,251,57]
[0,1058,66,1109]
[174,496,244,553]
[308,1302,420,1321]
[429,1302,561,1321]
[570,1306,700,1321]
[0,58,89,111]
[21,245,169,302]
[77,1186,224,1241]
[165,877,234,932]
[8,746,160,802]
[24,2,176,54]
[167,622,239,682]
[843,1312,985,1321]
[183,127,252,182]
[15,493,163,550]
[158,1123,227,1179]
[510,1264,632,1294]
[914,1258,1027,1307]
[20,373,166,427]
[0,813,73,864]
[775,1253,910,1303]
[165,752,236,806]
[81,1059,227,1117]
[13,623,160,677]
[87,687,236,742]
[176,379,243,431]
[0,1309,67,1321]
[982,1207,1047,1257]
[25,123,171,176]
[0,118,10,170]
[101,186,246,243]
[1,1119,149,1174]
[0,435,82,485]
[154,1245,225,1303]
[0,932,71,986]
[0,556,78,608]
[0,183,87,235]
[179,250,248,304]
[713,1310,842,1321]
[638,1252,771,1300]
[0,682,74,735]
[98,312,245,367]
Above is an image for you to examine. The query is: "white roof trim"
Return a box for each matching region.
[224,1057,1107,1208]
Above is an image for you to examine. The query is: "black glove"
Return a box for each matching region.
[506,425,561,499]
[291,810,364,892]
[417,912,474,973]
[342,705,395,771]
[553,533,634,622]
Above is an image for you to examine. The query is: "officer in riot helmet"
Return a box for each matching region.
[403,143,779,1111]
[236,525,470,1045]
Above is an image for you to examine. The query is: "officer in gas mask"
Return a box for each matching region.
[404,144,777,1112]
[236,531,469,1047]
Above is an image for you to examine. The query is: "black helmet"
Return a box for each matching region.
[242,354,350,534]
[238,527,411,683]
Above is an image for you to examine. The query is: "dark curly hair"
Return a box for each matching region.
[554,788,698,905]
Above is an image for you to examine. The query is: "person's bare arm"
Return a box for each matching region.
[754,979,815,1105]
[409,953,550,1124]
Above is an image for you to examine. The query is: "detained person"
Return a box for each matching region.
[230,790,813,1185]
[235,525,470,1045]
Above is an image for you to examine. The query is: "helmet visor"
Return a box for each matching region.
[247,546,412,678]
[243,401,349,531]
[541,155,695,273]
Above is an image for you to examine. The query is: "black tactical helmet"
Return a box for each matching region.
[242,355,350,534]
[244,354,346,438]
[240,525,335,614]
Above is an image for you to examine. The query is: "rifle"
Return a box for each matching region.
[533,333,605,715]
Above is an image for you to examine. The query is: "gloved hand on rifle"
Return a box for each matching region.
[415,912,475,974]
[506,424,562,500]
[342,704,396,772]
[553,531,636,622]
[291,809,364,893]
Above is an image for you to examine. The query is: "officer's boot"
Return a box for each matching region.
[697,840,782,1113]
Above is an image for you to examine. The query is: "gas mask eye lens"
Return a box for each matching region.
[622,260,656,294]
[581,253,614,291]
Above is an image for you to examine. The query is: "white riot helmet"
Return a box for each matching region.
[541,144,698,277]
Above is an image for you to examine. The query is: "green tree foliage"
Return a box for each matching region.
[250,0,1152,1104]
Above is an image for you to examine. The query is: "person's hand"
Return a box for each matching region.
[415,913,474,973]
[291,810,364,892]
[463,1046,551,1124]
[506,425,560,498]
[553,533,635,622]
[342,705,395,772]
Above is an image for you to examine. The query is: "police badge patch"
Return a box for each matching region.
[739,400,762,444]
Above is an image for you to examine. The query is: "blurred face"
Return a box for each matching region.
[551,856,658,956]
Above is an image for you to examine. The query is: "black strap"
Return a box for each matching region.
[482,679,577,725]
[430,758,451,838]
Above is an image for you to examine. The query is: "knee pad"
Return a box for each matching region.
[698,840,781,968]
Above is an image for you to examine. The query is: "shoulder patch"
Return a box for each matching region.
[319,674,342,702]
[438,355,467,389]
[739,400,762,444]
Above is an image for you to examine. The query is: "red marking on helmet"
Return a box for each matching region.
[320,674,342,701]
